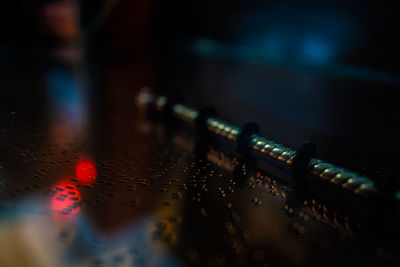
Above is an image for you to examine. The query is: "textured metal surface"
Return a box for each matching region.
[1,111,399,267]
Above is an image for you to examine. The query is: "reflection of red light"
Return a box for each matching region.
[76,159,97,185]
[51,182,80,219]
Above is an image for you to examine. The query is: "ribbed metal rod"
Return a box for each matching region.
[140,92,398,201]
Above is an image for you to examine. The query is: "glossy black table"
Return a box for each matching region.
[0,100,399,267]
[0,46,399,266]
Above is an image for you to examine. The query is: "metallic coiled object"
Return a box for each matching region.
[173,104,199,124]
[308,159,376,196]
[250,134,296,165]
[140,92,398,201]
[206,117,240,141]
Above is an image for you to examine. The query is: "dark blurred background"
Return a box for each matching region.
[1,0,399,181]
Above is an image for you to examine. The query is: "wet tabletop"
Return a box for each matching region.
[0,97,399,267]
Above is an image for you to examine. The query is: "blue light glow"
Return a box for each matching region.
[301,38,333,64]
[46,68,86,121]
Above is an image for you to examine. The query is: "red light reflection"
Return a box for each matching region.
[76,159,97,185]
[51,182,80,219]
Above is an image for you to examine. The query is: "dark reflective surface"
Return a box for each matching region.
[1,63,399,266]
[1,1,400,266]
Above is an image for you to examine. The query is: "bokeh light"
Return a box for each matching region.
[51,182,81,219]
[75,159,97,185]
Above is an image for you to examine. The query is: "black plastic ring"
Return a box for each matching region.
[195,106,218,136]
[291,141,317,181]
[237,121,260,156]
